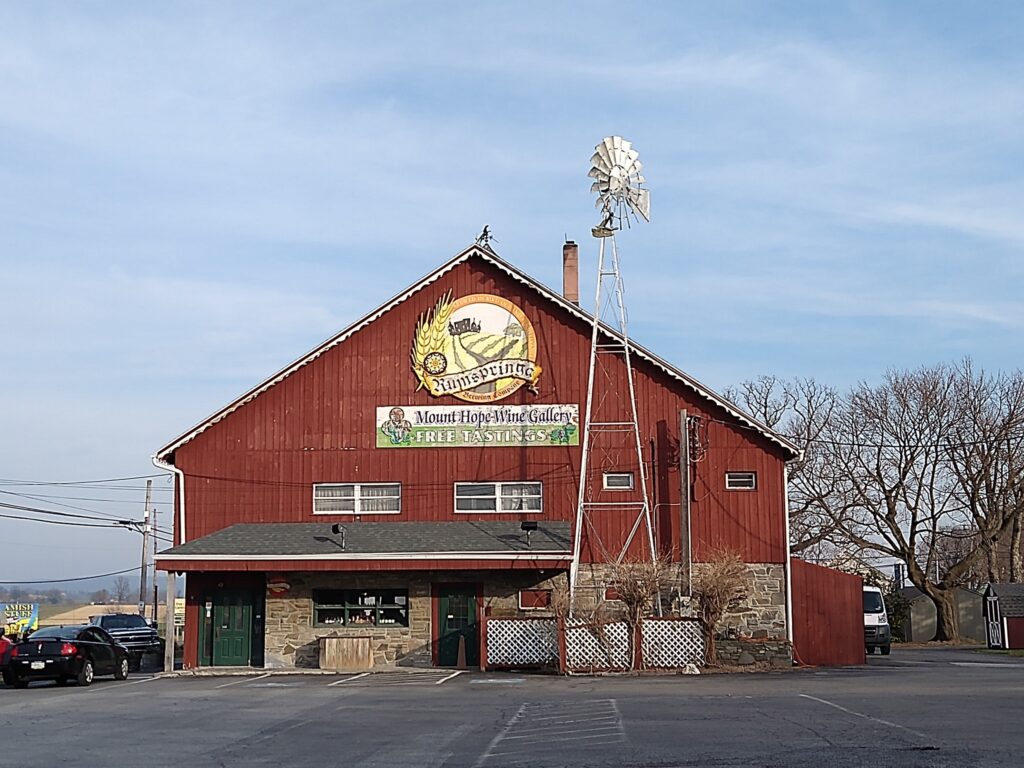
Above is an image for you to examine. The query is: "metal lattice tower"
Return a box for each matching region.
[569,137,655,613]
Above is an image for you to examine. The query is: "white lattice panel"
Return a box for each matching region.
[565,620,631,670]
[486,619,559,667]
[641,619,704,668]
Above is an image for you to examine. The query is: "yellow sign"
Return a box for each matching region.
[411,292,541,403]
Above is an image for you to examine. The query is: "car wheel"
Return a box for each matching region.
[77,660,94,687]
[114,657,129,681]
[128,656,141,672]
[2,669,14,686]
[881,644,891,656]
[866,646,875,654]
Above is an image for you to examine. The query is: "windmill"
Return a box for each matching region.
[569,136,657,614]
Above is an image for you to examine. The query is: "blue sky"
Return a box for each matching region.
[2,2,1022,581]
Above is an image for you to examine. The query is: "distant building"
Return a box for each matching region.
[895,587,984,643]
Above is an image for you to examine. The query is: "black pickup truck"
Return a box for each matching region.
[89,614,163,670]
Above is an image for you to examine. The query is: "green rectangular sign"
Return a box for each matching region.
[376,404,579,448]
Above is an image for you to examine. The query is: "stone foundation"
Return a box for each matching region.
[716,638,792,667]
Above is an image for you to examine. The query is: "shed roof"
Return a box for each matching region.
[897,586,981,602]
[156,521,571,561]
[154,245,801,462]
[987,583,1024,617]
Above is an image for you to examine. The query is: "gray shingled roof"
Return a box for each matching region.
[989,583,1024,617]
[157,521,571,558]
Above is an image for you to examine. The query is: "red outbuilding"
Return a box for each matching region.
[155,243,801,669]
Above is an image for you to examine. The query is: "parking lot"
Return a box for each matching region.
[2,648,1023,768]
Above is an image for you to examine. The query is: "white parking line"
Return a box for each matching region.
[215,673,270,688]
[435,670,463,685]
[328,672,369,686]
[475,699,625,765]
[799,694,929,739]
[111,676,161,687]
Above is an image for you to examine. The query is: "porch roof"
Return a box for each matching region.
[156,521,572,562]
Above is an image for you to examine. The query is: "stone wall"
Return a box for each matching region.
[264,572,433,669]
[573,561,787,641]
[716,638,792,668]
[715,563,787,641]
[263,570,565,669]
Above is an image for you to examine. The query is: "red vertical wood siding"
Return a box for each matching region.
[171,255,790,564]
[790,558,864,666]
[1006,617,1024,650]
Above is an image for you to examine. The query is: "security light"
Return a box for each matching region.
[520,520,538,547]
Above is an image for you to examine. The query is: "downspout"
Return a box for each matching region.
[152,454,186,545]
[783,463,793,646]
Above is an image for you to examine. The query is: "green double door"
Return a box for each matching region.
[437,585,479,667]
[201,590,255,667]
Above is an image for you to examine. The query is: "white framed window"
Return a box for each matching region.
[602,472,635,491]
[725,472,757,491]
[454,482,543,513]
[313,483,401,514]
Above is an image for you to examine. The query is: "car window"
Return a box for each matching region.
[99,615,148,630]
[26,627,84,640]
[91,627,115,644]
[80,629,105,644]
[863,591,885,613]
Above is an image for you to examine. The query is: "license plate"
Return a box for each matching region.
[30,661,45,670]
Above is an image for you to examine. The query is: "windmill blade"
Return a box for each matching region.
[629,188,650,222]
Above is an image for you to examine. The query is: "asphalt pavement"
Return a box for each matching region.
[2,647,1023,768]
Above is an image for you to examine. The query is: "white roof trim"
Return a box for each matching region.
[155,244,799,460]
[156,552,572,561]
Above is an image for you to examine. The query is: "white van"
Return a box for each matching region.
[863,585,891,655]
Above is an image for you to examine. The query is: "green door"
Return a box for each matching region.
[437,585,479,667]
[212,592,252,666]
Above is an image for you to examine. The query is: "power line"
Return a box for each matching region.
[0,490,172,505]
[0,474,166,486]
[0,511,131,529]
[0,500,141,525]
[0,490,156,522]
[0,566,143,585]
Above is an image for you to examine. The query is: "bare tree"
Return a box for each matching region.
[832,364,1024,640]
[112,576,131,605]
[691,549,748,666]
[725,376,842,556]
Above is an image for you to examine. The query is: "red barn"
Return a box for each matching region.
[155,243,799,669]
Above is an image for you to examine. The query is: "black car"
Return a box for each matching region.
[7,625,130,688]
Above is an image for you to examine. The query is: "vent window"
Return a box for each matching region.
[602,472,635,491]
[725,472,757,491]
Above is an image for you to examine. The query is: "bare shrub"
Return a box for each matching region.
[691,549,748,666]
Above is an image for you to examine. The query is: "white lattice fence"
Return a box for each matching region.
[485,618,559,667]
[565,620,631,671]
[641,618,704,668]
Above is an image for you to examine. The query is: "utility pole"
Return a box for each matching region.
[152,506,159,623]
[138,479,151,616]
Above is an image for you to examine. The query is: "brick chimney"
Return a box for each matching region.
[562,240,579,305]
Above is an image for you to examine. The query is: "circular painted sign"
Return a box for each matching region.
[411,293,541,403]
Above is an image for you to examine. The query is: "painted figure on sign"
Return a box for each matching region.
[380,407,413,445]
